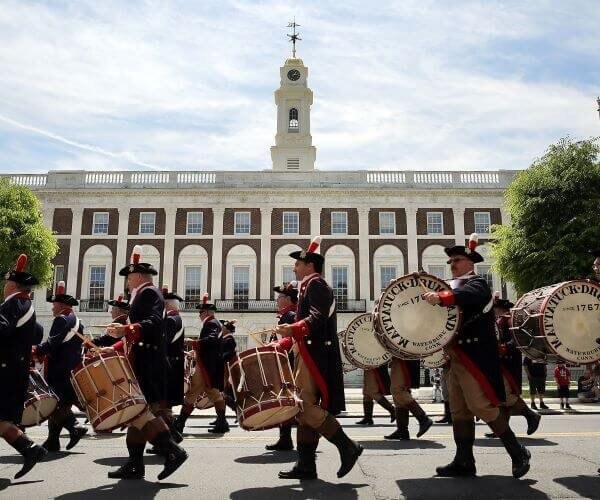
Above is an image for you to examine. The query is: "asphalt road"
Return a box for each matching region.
[1,410,599,499]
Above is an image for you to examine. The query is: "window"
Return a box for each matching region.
[282,266,295,286]
[186,212,203,234]
[92,212,109,235]
[234,212,251,235]
[331,212,348,235]
[88,266,106,310]
[233,266,250,309]
[52,265,64,294]
[426,212,443,234]
[184,266,202,303]
[379,212,395,235]
[331,266,348,307]
[474,212,491,234]
[139,212,156,234]
[288,108,299,132]
[477,265,494,289]
[428,265,446,279]
[380,266,397,291]
[283,211,299,235]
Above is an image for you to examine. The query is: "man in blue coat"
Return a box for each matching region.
[0,255,47,478]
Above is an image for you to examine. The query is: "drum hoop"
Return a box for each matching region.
[342,314,390,369]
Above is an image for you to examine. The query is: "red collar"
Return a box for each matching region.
[58,307,73,316]
[113,313,128,324]
[277,305,297,317]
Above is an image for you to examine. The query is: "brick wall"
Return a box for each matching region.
[368,209,407,235]
[464,208,502,234]
[319,238,360,295]
[128,208,166,235]
[368,239,408,299]
[173,239,213,296]
[416,208,454,235]
[175,208,214,235]
[223,208,261,235]
[81,208,119,235]
[52,208,73,235]
[320,208,359,235]
[271,208,310,235]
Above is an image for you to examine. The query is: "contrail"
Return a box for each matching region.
[0,114,164,171]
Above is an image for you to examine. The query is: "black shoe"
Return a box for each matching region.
[384,428,410,440]
[539,402,549,410]
[209,419,217,426]
[416,417,433,438]
[66,426,88,451]
[530,402,538,410]
[146,445,166,456]
[170,426,183,444]
[511,446,531,479]
[560,402,564,410]
[173,415,186,435]
[355,417,374,426]
[266,438,294,451]
[108,462,145,480]
[278,464,317,480]
[436,460,476,477]
[42,437,60,453]
[15,444,47,479]
[158,445,188,481]
[565,404,572,410]
[436,416,451,424]
[207,418,230,434]
[484,432,498,438]
[526,412,541,435]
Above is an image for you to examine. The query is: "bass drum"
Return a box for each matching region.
[511,280,600,364]
[422,350,449,369]
[374,273,461,357]
[342,314,392,370]
[337,330,358,373]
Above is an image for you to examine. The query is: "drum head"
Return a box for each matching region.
[337,330,358,373]
[375,273,461,356]
[241,404,299,431]
[343,314,391,370]
[21,396,58,427]
[422,350,448,369]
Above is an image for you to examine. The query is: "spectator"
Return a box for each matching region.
[577,369,598,403]
[523,357,548,410]
[553,362,572,410]
[431,368,442,403]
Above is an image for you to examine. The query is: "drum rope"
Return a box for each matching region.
[236,359,247,393]
[256,348,268,387]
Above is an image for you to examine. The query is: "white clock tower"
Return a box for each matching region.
[271,23,316,172]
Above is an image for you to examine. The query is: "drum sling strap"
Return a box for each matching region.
[16,305,35,327]
[62,317,81,343]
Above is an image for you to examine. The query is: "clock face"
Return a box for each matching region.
[287,69,301,81]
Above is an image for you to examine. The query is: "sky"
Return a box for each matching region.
[0,0,598,174]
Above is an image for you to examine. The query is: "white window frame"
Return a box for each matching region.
[92,211,109,235]
[234,211,251,235]
[184,265,203,303]
[474,211,491,235]
[282,211,299,235]
[426,211,444,235]
[477,264,494,290]
[53,265,65,294]
[225,245,257,300]
[379,265,397,291]
[427,265,446,280]
[232,265,250,301]
[379,212,396,235]
[88,265,107,309]
[281,266,296,287]
[331,211,348,235]
[139,212,156,235]
[331,266,349,304]
[186,211,204,235]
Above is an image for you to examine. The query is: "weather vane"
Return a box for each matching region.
[286,18,301,58]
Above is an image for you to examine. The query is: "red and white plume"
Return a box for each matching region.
[287,280,298,291]
[130,245,143,264]
[15,254,28,272]
[56,281,66,295]
[202,293,209,304]
[468,233,479,251]
[116,294,124,302]
[162,284,169,294]
[307,236,321,254]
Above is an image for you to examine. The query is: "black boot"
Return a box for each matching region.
[497,428,531,479]
[63,413,88,451]
[11,435,47,479]
[42,419,62,452]
[149,431,189,480]
[408,401,433,438]
[173,403,194,435]
[320,416,363,479]
[436,420,476,477]
[108,442,145,480]
[208,408,230,434]
[278,442,317,480]
[436,402,452,424]
[510,398,541,436]
[356,399,374,426]
[266,423,294,451]
[376,396,396,423]
[385,407,410,440]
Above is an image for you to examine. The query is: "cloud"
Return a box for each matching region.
[0,0,598,174]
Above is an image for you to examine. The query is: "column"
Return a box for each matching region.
[453,206,466,245]
[259,207,272,299]
[405,207,418,272]
[162,207,177,289]
[66,207,83,296]
[357,207,370,301]
[211,208,225,299]
[310,207,322,236]
[113,207,130,297]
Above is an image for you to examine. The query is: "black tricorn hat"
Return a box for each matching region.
[47,281,79,306]
[219,319,236,332]
[161,285,183,302]
[119,245,158,276]
[273,281,298,301]
[289,236,324,267]
[196,293,217,311]
[445,233,484,264]
[4,254,39,286]
[107,294,130,310]
[494,299,514,310]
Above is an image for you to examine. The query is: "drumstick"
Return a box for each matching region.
[248,328,275,336]
[89,324,113,329]
[412,272,430,294]
[248,332,266,347]
[74,330,98,350]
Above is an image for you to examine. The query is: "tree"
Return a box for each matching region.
[492,138,600,295]
[0,178,58,286]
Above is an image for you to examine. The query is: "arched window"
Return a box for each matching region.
[288,108,299,132]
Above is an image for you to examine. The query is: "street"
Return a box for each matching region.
[1,404,598,499]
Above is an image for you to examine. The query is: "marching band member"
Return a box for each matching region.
[220,319,238,419]
[174,294,228,435]
[275,237,362,480]
[0,255,47,478]
[93,294,130,347]
[423,234,531,479]
[356,366,395,426]
[485,297,540,438]
[104,246,187,480]
[436,362,452,424]
[36,281,87,453]
[265,282,298,451]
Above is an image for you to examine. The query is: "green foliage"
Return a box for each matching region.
[0,178,58,286]
[492,138,600,295]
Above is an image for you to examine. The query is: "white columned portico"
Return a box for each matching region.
[162,207,176,289]
[113,207,130,297]
[405,207,418,272]
[310,207,321,237]
[454,206,466,244]
[260,207,273,299]
[66,207,83,296]
[211,208,225,299]
[357,207,370,300]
